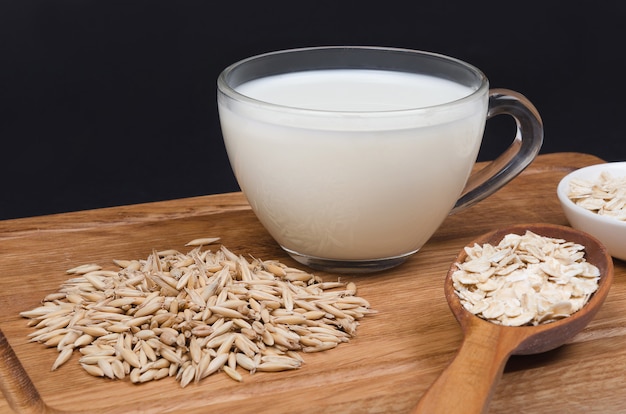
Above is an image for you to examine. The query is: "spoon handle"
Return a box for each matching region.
[412,322,521,414]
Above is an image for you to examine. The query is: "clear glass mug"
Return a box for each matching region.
[217,46,543,273]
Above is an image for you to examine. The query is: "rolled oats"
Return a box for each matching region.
[452,231,600,326]
[568,171,626,221]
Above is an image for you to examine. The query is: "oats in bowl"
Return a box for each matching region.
[557,162,626,261]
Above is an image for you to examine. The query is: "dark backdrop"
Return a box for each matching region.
[2,1,625,220]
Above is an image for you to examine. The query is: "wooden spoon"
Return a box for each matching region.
[413,223,614,414]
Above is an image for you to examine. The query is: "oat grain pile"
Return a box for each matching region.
[452,231,600,327]
[20,238,374,386]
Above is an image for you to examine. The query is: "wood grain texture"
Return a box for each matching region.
[0,152,624,414]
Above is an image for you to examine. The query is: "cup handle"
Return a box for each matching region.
[450,88,543,214]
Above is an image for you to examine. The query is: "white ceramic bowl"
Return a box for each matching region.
[557,162,626,261]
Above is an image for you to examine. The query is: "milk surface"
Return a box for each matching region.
[219,69,488,260]
[236,70,472,111]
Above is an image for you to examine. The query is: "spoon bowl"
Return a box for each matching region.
[414,223,614,414]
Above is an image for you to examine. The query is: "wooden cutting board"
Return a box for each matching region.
[1,152,624,414]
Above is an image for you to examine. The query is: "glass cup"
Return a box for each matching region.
[217,46,543,273]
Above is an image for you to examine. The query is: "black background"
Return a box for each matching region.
[2,1,625,220]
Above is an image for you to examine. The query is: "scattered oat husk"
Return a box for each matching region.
[20,238,375,386]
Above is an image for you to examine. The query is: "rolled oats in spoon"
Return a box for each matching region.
[451,230,600,326]
[414,224,612,414]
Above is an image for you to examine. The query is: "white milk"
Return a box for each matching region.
[236,70,471,111]
[219,69,488,260]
